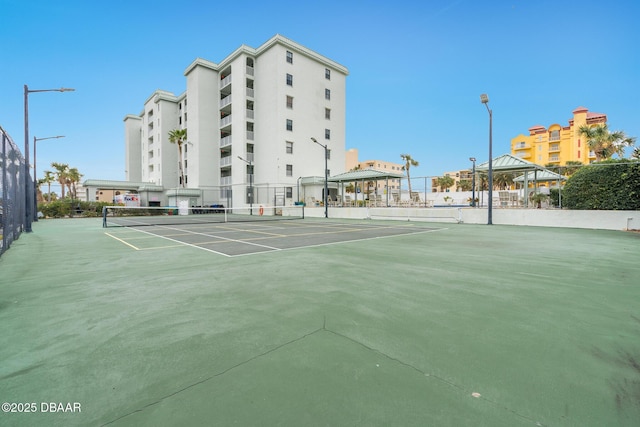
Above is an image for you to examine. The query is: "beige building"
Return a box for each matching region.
[431,169,473,192]
[345,148,403,194]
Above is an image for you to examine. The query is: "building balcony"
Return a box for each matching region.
[246,66,254,76]
[246,109,254,120]
[220,115,232,127]
[220,75,231,89]
[246,88,254,98]
[548,145,560,152]
[220,156,232,167]
[220,176,232,186]
[220,135,232,148]
[220,95,231,108]
[246,131,254,140]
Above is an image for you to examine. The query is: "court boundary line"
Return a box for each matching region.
[105,222,449,257]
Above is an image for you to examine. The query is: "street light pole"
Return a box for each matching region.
[311,137,328,218]
[469,157,476,207]
[24,85,74,232]
[237,156,253,214]
[33,135,65,221]
[480,94,493,225]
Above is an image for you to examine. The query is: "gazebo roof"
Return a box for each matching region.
[513,170,566,182]
[327,169,405,183]
[475,153,547,173]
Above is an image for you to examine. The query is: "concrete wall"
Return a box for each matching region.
[304,206,639,231]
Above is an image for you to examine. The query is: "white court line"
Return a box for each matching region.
[230,227,449,258]
[105,232,140,250]
[106,223,449,257]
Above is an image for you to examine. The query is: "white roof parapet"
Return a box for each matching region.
[184,34,348,77]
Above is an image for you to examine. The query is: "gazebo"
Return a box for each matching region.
[327,169,406,206]
[475,154,564,207]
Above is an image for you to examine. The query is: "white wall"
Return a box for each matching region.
[303,206,639,231]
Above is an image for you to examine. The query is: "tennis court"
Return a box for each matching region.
[1,217,639,426]
[104,218,441,257]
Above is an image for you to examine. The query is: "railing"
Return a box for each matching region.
[220,156,232,167]
[246,66,254,76]
[220,115,232,127]
[219,95,231,108]
[246,109,254,119]
[220,176,232,186]
[220,135,232,147]
[246,131,254,140]
[219,75,231,88]
[246,88,254,98]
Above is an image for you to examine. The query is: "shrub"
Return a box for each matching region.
[562,160,640,210]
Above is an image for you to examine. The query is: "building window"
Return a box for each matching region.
[286,119,293,131]
[286,95,293,109]
[286,141,293,154]
[325,129,330,140]
[549,130,560,141]
[325,68,331,80]
[326,149,331,160]
[286,73,293,86]
[325,108,331,120]
[286,164,293,176]
[286,187,293,198]
[325,89,330,100]
[286,51,293,64]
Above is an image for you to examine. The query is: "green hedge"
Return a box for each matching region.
[38,200,113,218]
[562,160,640,210]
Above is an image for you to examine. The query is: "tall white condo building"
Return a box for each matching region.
[124,34,348,208]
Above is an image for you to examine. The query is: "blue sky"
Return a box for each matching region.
[1,0,639,187]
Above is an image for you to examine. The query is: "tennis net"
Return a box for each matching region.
[102,205,304,228]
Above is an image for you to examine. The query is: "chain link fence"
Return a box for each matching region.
[1,126,29,257]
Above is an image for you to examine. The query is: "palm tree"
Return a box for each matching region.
[67,167,82,200]
[578,124,636,162]
[168,128,188,187]
[400,154,419,195]
[632,147,640,160]
[42,170,56,202]
[492,172,514,190]
[458,179,472,191]
[51,162,70,199]
[436,176,455,192]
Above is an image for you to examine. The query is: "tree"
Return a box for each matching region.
[42,170,56,202]
[632,147,640,160]
[400,154,419,195]
[492,172,514,190]
[436,176,454,192]
[168,128,188,188]
[51,162,70,199]
[458,179,472,191]
[578,124,636,162]
[67,167,83,200]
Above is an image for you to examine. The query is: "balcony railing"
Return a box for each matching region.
[246,88,254,98]
[219,95,231,108]
[246,109,254,119]
[219,75,231,88]
[246,131,254,140]
[220,156,232,167]
[220,176,232,186]
[246,66,254,76]
[220,115,232,127]
[220,135,232,147]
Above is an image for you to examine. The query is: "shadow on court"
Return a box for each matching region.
[1,217,639,426]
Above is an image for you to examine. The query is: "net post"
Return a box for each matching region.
[102,206,107,228]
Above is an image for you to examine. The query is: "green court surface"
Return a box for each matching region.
[1,217,639,426]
